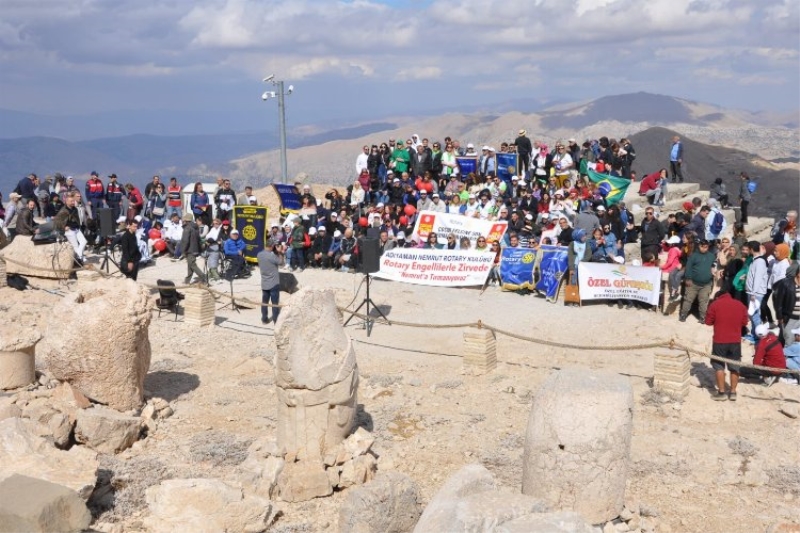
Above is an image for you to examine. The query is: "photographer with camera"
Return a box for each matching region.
[257,239,286,324]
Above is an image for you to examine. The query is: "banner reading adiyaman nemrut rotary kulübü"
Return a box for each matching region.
[373,249,495,287]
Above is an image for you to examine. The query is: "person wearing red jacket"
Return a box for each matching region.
[638,168,667,207]
[752,324,786,387]
[705,291,749,401]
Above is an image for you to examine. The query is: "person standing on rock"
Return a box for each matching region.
[738,172,751,225]
[257,239,285,324]
[669,135,684,183]
[180,213,207,285]
[705,289,749,400]
[119,219,142,281]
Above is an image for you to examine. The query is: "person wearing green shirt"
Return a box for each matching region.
[680,239,716,322]
[391,139,410,174]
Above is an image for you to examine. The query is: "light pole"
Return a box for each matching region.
[262,75,294,184]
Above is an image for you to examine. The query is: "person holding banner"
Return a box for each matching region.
[567,229,591,285]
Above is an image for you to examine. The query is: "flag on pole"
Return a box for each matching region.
[585,168,631,205]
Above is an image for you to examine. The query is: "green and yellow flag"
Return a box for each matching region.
[584,166,631,205]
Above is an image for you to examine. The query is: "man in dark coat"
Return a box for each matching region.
[119,219,142,281]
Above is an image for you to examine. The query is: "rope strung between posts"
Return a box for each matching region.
[4,253,797,376]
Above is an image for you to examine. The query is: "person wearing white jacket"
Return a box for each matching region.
[704,199,727,242]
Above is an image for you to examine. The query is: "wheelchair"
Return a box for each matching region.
[219,254,252,281]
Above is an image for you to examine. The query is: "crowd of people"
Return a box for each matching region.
[2,130,798,390]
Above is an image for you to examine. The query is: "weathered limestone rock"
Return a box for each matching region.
[450,492,550,532]
[74,406,141,454]
[338,453,377,488]
[274,287,358,462]
[277,460,332,502]
[339,472,422,533]
[0,257,6,287]
[238,438,286,500]
[0,418,98,500]
[51,382,92,411]
[0,474,91,533]
[0,396,21,421]
[183,288,215,327]
[413,464,496,533]
[463,326,497,375]
[0,328,41,390]
[0,238,74,279]
[145,478,272,533]
[39,279,152,411]
[495,511,599,533]
[522,369,633,524]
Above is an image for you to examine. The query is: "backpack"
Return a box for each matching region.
[747,181,757,194]
[710,211,725,235]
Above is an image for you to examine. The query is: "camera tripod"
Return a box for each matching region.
[100,238,120,273]
[343,274,390,337]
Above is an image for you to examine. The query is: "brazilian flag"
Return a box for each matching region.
[583,163,630,205]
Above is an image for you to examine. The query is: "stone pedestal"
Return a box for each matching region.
[183,289,215,327]
[463,327,497,375]
[0,330,41,390]
[653,349,690,398]
[0,258,6,288]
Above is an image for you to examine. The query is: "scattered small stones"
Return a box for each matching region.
[728,436,759,458]
[189,431,252,467]
[767,466,800,495]
[434,379,463,390]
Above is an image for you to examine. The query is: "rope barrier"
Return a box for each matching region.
[3,252,798,377]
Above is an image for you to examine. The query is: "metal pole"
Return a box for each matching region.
[277,80,288,184]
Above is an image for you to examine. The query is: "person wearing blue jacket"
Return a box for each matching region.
[669,135,684,183]
[223,229,247,280]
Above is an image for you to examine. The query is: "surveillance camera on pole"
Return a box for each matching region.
[260,76,294,184]
[287,85,294,95]
[263,74,274,83]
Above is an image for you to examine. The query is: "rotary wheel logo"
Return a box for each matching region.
[242,225,257,241]
[522,252,535,264]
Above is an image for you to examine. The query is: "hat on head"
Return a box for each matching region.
[596,204,606,212]
[419,190,427,195]
[393,177,400,183]
[230,229,239,235]
[511,175,519,181]
[108,173,117,179]
[317,226,326,231]
[519,129,526,135]
[308,227,316,235]
[396,233,405,240]
[90,171,98,177]
[387,169,394,175]
[568,138,576,143]
[333,230,342,238]
[467,143,474,148]
[9,192,21,200]
[331,212,338,217]
[303,184,310,190]
[542,213,550,219]
[572,228,587,241]
[525,213,533,221]
[134,215,142,222]
[468,194,476,199]
[222,219,230,226]
[755,324,769,338]
[667,235,681,245]
[432,193,439,198]
[682,201,693,211]
[377,202,384,208]
[488,147,496,152]
[182,213,193,222]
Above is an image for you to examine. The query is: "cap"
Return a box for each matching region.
[613,256,625,264]
[387,169,394,175]
[468,194,476,199]
[555,190,564,196]
[303,184,310,190]
[397,233,405,240]
[511,175,519,181]
[519,129,526,135]
[222,219,230,226]
[482,145,490,151]
[91,171,98,177]
[333,230,342,238]
[317,226,326,231]
[596,205,606,211]
[9,192,21,199]
[108,173,117,179]
[230,229,239,235]
[541,213,550,219]
[755,324,769,338]
[393,178,400,183]
[667,235,681,244]
[377,202,384,208]
[331,212,338,217]
[419,190,427,195]
[682,201,694,211]
[568,138,576,143]
[308,227,316,235]
[525,214,533,221]
[488,147,496,152]
[432,193,439,198]
[467,143,474,148]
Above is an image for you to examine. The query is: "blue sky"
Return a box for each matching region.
[0,0,797,137]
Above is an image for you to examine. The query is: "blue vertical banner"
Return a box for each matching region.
[233,205,269,264]
[456,156,478,178]
[535,245,569,302]
[500,247,537,290]
[495,153,518,183]
[273,183,302,214]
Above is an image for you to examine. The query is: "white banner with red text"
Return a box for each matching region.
[412,210,508,247]
[577,262,661,305]
[373,249,495,287]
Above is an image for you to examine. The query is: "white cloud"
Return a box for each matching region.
[394,66,442,81]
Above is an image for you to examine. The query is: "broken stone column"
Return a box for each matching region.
[183,288,215,326]
[274,287,358,501]
[463,326,497,375]
[38,278,153,411]
[0,329,41,390]
[653,348,690,398]
[0,239,74,280]
[522,368,633,524]
[0,258,6,288]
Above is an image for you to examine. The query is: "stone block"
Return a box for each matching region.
[0,418,98,500]
[0,239,74,279]
[0,474,91,533]
[653,349,690,399]
[183,288,215,326]
[413,464,496,533]
[522,368,633,524]
[463,326,497,375]
[277,460,332,502]
[496,511,598,533]
[144,478,272,533]
[74,406,141,454]
[0,329,40,390]
[0,258,6,288]
[339,472,422,533]
[39,279,152,411]
[339,454,377,488]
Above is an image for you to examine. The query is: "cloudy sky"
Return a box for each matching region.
[1,0,798,137]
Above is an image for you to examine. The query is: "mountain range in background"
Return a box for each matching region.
[1,92,797,218]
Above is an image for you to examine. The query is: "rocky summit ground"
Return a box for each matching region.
[3,252,800,533]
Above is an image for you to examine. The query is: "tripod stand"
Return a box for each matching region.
[100,239,120,273]
[343,274,390,336]
[217,275,240,313]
